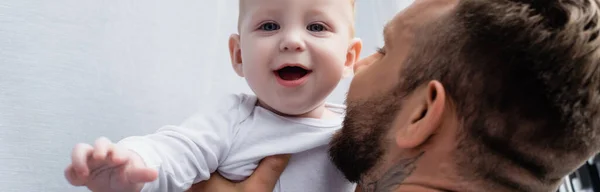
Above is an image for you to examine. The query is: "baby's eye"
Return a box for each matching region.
[307,23,326,32]
[259,22,280,31]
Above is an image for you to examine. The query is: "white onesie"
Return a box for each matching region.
[118,93,355,192]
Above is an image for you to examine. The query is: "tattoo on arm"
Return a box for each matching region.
[359,152,425,192]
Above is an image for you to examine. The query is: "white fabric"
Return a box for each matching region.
[118,93,354,192]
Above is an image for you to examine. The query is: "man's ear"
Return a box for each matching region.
[396,81,446,149]
[342,38,362,78]
[229,34,244,77]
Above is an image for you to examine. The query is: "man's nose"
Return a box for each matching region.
[354,53,378,74]
[279,33,306,52]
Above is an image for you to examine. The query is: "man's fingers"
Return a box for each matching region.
[71,143,94,176]
[186,172,235,192]
[187,155,290,192]
[244,154,291,191]
[93,137,112,160]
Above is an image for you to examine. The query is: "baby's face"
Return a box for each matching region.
[230,0,360,116]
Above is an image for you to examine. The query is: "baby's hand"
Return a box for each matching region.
[64,137,158,192]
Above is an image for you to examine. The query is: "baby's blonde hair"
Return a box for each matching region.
[237,0,356,37]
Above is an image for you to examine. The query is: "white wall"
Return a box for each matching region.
[0,0,411,191]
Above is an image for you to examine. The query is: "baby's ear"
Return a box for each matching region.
[343,38,363,78]
[229,34,244,77]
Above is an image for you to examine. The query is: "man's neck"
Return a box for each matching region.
[357,152,424,192]
[356,150,466,192]
[355,114,468,192]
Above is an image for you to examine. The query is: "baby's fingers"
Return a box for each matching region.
[71,143,94,176]
[109,144,130,165]
[64,164,87,186]
[93,137,113,160]
[126,167,158,184]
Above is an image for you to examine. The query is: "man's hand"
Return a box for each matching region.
[64,137,158,192]
[187,154,291,192]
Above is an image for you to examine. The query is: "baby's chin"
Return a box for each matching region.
[267,100,328,118]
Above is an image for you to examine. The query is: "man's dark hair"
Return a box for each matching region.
[396,0,600,190]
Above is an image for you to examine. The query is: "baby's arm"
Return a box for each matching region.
[65,94,243,192]
[118,111,236,192]
[64,111,235,192]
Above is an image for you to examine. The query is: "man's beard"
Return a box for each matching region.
[329,91,402,183]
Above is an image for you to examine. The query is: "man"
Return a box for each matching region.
[190,0,600,191]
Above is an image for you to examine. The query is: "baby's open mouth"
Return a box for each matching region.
[275,66,312,81]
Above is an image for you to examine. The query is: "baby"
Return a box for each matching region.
[64,0,361,191]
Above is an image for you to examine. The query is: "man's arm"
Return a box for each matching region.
[187,154,291,192]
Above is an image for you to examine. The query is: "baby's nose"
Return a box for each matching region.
[280,35,306,52]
